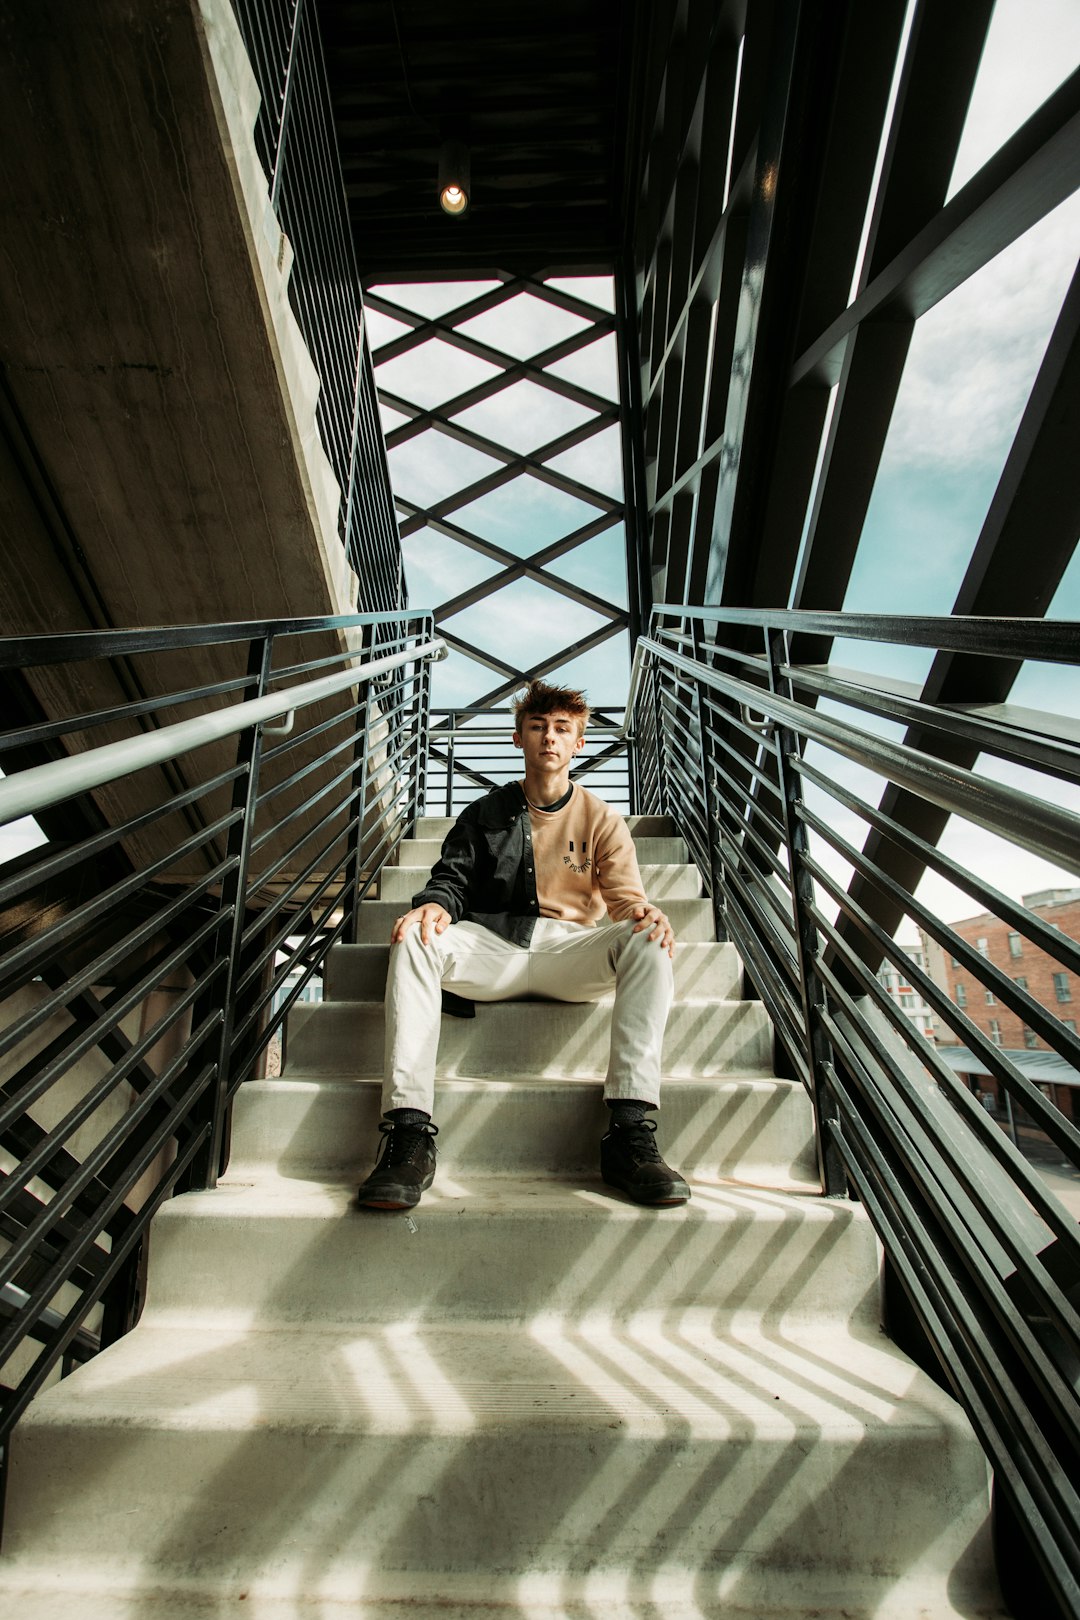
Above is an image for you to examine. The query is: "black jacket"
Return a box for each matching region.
[412,782,544,947]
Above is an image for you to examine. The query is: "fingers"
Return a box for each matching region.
[391,905,450,945]
[631,903,676,957]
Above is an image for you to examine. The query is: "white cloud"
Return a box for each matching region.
[883,190,1080,471]
[950,0,1080,195]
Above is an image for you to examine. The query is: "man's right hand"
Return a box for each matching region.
[391,903,452,946]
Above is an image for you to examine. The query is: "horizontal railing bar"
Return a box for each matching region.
[0,674,260,757]
[0,638,446,827]
[0,1054,216,1318]
[0,820,238,1009]
[0,611,432,672]
[795,755,1080,977]
[809,898,1080,1244]
[0,1121,207,1446]
[640,636,1080,873]
[821,1002,1080,1459]
[255,714,362,809]
[829,1096,1080,1604]
[786,663,1080,773]
[237,842,354,996]
[0,756,245,909]
[804,852,1080,1165]
[653,605,1080,665]
[0,903,227,1140]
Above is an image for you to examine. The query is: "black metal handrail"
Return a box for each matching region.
[632,604,1080,1618]
[0,611,438,1485]
[227,0,402,614]
[425,706,633,819]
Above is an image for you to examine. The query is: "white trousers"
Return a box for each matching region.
[383,918,674,1116]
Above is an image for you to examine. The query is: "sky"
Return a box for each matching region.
[2,0,1078,932]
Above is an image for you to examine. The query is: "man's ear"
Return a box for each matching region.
[512,731,522,750]
[574,733,585,752]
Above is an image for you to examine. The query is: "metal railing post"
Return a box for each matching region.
[191,634,275,1189]
[690,620,728,944]
[766,627,846,1196]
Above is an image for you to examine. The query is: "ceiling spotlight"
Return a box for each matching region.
[438,139,470,216]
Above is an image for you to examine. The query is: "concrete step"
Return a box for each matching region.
[398,833,690,868]
[227,1076,820,1188]
[414,814,676,840]
[137,1176,879,1328]
[379,861,703,903]
[323,939,742,1002]
[1,1314,999,1618]
[282,996,774,1081]
[354,895,716,944]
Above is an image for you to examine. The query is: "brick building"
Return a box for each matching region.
[920,888,1080,1127]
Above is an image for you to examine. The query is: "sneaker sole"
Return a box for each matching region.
[601,1172,691,1207]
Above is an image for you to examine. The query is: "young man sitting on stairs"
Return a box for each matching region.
[357,678,690,1213]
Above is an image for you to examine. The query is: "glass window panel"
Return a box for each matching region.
[451,378,597,456]
[455,291,594,360]
[544,524,629,611]
[376,338,503,409]
[544,333,620,401]
[387,429,503,508]
[401,526,500,610]
[364,307,413,348]
[545,423,624,499]
[368,281,503,320]
[843,192,1080,616]
[453,475,600,556]
[544,276,616,312]
[443,577,608,670]
[949,0,1080,197]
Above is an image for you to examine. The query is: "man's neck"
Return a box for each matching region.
[521,767,573,808]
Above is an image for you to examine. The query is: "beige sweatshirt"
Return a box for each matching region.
[525,782,648,926]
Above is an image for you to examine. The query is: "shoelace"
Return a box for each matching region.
[377,1119,437,1167]
[615,1117,662,1161]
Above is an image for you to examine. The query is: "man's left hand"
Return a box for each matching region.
[630,903,676,958]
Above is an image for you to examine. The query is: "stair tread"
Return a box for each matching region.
[166,1171,836,1221]
[17,1312,964,1440]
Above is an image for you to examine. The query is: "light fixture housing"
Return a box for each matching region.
[438,138,471,216]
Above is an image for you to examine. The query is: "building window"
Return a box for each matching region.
[977,936,989,957]
[1023,1026,1038,1049]
[955,983,967,1007]
[1054,973,1072,1002]
[984,988,996,1005]
[951,955,961,969]
[1014,976,1027,992]
[900,994,914,1009]
[989,1020,1002,1046]
[1008,932,1022,958]
[1064,1019,1076,1034]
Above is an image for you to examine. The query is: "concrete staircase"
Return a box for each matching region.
[0,817,1006,1617]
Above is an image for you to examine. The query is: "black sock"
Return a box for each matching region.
[606,1099,654,1128]
[387,1107,431,1129]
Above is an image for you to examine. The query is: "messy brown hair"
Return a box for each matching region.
[513,679,590,736]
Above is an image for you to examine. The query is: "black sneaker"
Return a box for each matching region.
[357,1120,438,1211]
[601,1117,690,1206]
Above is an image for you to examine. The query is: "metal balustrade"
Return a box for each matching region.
[228,0,402,613]
[631,603,1080,1616]
[0,612,440,1469]
[424,706,633,820]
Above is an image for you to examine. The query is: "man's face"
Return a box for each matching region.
[513,708,585,772]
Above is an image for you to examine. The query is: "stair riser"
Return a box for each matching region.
[399,835,689,868]
[323,941,742,1003]
[141,1196,879,1326]
[283,1000,774,1080]
[379,864,703,903]
[5,1418,990,1586]
[355,896,716,945]
[228,1079,819,1185]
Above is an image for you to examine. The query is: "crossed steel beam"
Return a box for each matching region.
[364,272,631,711]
